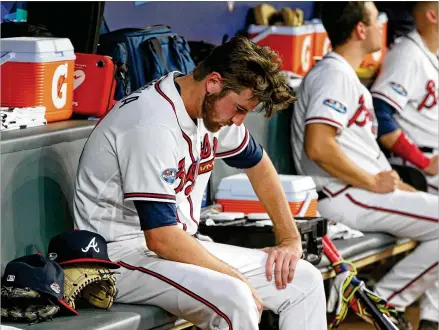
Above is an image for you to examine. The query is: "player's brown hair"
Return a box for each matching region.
[319,1,372,48]
[192,36,294,118]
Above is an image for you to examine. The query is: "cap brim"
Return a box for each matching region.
[57,299,78,315]
[59,258,120,269]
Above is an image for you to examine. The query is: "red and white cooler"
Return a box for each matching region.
[215,174,318,217]
[248,24,315,77]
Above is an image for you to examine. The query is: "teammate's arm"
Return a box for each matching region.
[305,123,399,193]
[374,97,437,176]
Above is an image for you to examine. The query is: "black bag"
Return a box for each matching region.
[97,25,196,100]
[188,40,217,65]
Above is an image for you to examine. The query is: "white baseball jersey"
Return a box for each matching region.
[371,30,438,149]
[291,52,391,192]
[73,72,250,242]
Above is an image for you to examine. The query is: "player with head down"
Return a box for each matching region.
[371,1,438,194]
[73,36,326,329]
[291,2,438,330]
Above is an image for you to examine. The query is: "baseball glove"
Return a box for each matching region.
[1,286,60,324]
[63,264,118,310]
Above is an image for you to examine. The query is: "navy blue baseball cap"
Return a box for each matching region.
[48,229,120,269]
[2,254,78,315]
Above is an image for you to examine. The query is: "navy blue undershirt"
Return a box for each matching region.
[373,97,400,138]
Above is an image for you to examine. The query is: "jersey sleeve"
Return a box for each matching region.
[304,71,353,131]
[370,50,418,112]
[215,124,250,159]
[117,124,179,203]
[222,133,263,168]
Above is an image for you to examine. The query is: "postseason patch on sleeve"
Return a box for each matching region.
[323,99,347,114]
[160,168,177,185]
[390,82,408,96]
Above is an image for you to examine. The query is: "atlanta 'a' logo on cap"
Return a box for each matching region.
[81,237,100,253]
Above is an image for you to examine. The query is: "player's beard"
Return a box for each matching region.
[201,92,233,133]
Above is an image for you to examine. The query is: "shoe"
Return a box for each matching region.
[390,313,414,330]
[418,319,439,330]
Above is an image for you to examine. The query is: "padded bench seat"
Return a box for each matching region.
[2,304,180,330]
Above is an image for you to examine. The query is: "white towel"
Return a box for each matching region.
[327,221,364,240]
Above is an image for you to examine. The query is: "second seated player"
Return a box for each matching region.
[291,2,438,330]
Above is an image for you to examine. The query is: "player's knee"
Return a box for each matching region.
[296,260,324,293]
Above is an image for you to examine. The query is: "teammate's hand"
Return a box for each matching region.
[397,181,417,192]
[423,155,438,176]
[262,237,302,289]
[370,170,400,194]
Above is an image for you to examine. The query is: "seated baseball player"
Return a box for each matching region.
[290,2,438,330]
[73,36,326,329]
[371,1,438,194]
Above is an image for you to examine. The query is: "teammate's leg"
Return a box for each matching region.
[318,188,438,316]
[419,280,439,323]
[199,240,327,330]
[426,174,439,195]
[108,238,259,330]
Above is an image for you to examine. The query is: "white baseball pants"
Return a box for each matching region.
[108,237,327,330]
[318,186,439,322]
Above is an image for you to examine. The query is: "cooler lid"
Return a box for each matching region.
[217,173,316,196]
[1,37,74,54]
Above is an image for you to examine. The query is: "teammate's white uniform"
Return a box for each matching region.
[291,52,439,322]
[371,30,439,194]
[74,72,326,329]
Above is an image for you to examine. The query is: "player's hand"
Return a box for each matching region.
[397,181,417,192]
[370,170,400,194]
[262,237,302,289]
[423,155,438,176]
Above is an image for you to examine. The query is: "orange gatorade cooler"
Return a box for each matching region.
[311,19,332,61]
[215,174,318,217]
[1,37,76,123]
[248,24,315,76]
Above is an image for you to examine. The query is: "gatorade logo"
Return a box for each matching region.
[301,36,312,72]
[52,63,68,109]
[323,37,332,56]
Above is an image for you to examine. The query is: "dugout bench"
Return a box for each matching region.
[1,115,416,330]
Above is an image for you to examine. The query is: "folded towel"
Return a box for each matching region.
[327,221,364,240]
